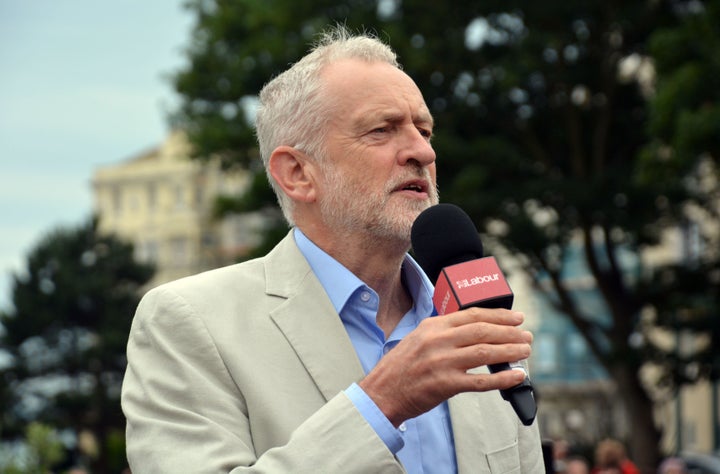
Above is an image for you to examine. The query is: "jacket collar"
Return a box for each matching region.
[265,231,365,401]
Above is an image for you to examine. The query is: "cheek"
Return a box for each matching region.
[428,163,438,181]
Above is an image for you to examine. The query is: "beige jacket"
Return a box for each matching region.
[121,231,543,473]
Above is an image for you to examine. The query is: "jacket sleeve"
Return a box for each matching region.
[121,287,405,474]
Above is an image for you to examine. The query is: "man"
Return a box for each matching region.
[591,439,640,474]
[565,456,591,474]
[122,26,542,473]
[657,457,687,474]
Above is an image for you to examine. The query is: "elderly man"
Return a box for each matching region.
[122,26,542,473]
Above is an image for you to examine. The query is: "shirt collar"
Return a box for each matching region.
[293,228,435,317]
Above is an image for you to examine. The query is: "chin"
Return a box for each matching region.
[371,213,417,242]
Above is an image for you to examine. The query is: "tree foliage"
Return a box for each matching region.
[0,423,65,474]
[171,0,720,468]
[640,0,720,400]
[0,217,154,472]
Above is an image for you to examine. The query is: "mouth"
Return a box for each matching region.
[393,179,429,196]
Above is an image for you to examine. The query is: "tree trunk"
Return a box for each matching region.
[611,364,663,474]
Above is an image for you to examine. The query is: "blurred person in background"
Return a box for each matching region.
[657,457,688,474]
[554,438,571,473]
[591,438,640,474]
[565,455,591,474]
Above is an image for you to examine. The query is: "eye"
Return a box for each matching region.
[418,127,433,140]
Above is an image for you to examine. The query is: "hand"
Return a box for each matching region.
[358,307,532,427]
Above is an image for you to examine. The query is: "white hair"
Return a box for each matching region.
[254,25,400,225]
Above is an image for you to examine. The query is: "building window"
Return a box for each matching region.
[136,240,158,263]
[533,333,558,374]
[174,184,185,210]
[147,183,157,212]
[130,194,140,212]
[567,333,587,358]
[169,237,188,266]
[112,186,122,215]
[195,183,204,209]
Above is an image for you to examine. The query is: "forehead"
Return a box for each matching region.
[320,59,433,126]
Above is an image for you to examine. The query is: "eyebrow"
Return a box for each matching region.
[416,110,435,128]
[356,108,434,131]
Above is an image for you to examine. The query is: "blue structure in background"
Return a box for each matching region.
[531,290,608,384]
[528,241,623,384]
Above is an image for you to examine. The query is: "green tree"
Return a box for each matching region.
[171,0,720,468]
[0,422,65,474]
[639,0,720,425]
[0,217,154,473]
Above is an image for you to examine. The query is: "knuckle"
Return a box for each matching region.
[470,374,493,392]
[465,307,485,319]
[473,344,491,362]
[471,322,490,341]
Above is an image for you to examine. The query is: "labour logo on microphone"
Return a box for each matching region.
[432,257,514,314]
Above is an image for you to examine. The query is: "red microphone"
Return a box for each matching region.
[411,203,537,426]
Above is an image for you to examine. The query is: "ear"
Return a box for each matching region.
[268,146,318,203]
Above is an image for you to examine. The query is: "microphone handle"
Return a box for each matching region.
[487,362,537,426]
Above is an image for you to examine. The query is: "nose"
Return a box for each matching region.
[397,126,436,168]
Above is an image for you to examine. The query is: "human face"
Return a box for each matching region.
[316,59,438,242]
[565,460,590,474]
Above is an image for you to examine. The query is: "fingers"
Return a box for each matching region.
[461,368,528,393]
[445,306,525,328]
[448,321,532,348]
[423,307,532,348]
[359,306,535,426]
[454,341,532,371]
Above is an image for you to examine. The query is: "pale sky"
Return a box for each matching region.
[0,0,193,309]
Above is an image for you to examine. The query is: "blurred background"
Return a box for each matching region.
[0,1,192,311]
[1,0,718,473]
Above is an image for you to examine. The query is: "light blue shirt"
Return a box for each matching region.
[294,228,458,474]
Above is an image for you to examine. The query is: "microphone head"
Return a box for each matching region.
[411,203,484,282]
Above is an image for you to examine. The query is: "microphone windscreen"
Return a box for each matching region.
[411,203,484,282]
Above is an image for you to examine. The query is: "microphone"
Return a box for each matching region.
[411,203,537,426]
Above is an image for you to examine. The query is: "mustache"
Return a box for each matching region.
[386,166,438,196]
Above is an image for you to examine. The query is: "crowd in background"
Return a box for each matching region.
[552,438,689,474]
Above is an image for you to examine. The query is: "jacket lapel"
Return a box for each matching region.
[266,232,365,401]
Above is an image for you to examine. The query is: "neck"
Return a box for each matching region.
[300,225,413,336]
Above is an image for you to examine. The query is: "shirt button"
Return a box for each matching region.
[360,291,371,302]
[398,423,407,432]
